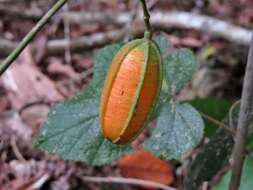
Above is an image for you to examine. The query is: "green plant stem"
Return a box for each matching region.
[139,0,152,37]
[199,111,253,160]
[229,100,241,129]
[199,111,236,136]
[0,0,68,76]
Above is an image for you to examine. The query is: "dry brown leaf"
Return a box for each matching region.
[72,55,93,71]
[1,46,63,110]
[118,150,174,189]
[2,173,49,190]
[2,112,32,141]
[0,88,9,112]
[47,58,79,80]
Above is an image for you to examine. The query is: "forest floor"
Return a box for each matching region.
[0,0,253,190]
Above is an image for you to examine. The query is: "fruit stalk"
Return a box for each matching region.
[139,0,152,38]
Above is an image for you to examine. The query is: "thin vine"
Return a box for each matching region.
[0,0,68,76]
[139,0,153,39]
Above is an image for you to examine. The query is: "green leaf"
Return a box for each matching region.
[35,43,132,166]
[149,90,169,121]
[189,98,231,136]
[145,102,204,160]
[148,35,172,120]
[184,128,234,190]
[164,49,197,95]
[152,40,197,118]
[154,35,172,57]
[213,157,253,190]
[224,101,253,150]
[35,35,197,165]
[92,43,123,88]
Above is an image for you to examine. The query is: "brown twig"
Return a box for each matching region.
[10,136,26,161]
[62,11,252,45]
[0,11,252,57]
[0,4,42,20]
[0,28,143,57]
[18,100,53,115]
[229,31,253,190]
[0,39,17,56]
[0,10,251,52]
[63,3,72,65]
[46,28,143,55]
[82,176,177,190]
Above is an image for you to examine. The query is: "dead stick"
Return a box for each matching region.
[82,176,177,190]
[63,11,252,45]
[0,4,41,20]
[0,10,251,46]
[229,31,253,190]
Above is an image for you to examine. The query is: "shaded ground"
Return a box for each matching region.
[0,0,253,189]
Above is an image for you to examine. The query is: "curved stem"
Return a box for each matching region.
[0,0,68,76]
[199,111,236,136]
[229,100,241,129]
[139,0,152,37]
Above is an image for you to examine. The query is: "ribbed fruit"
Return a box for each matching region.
[99,38,162,144]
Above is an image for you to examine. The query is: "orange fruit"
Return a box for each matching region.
[100,38,162,144]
